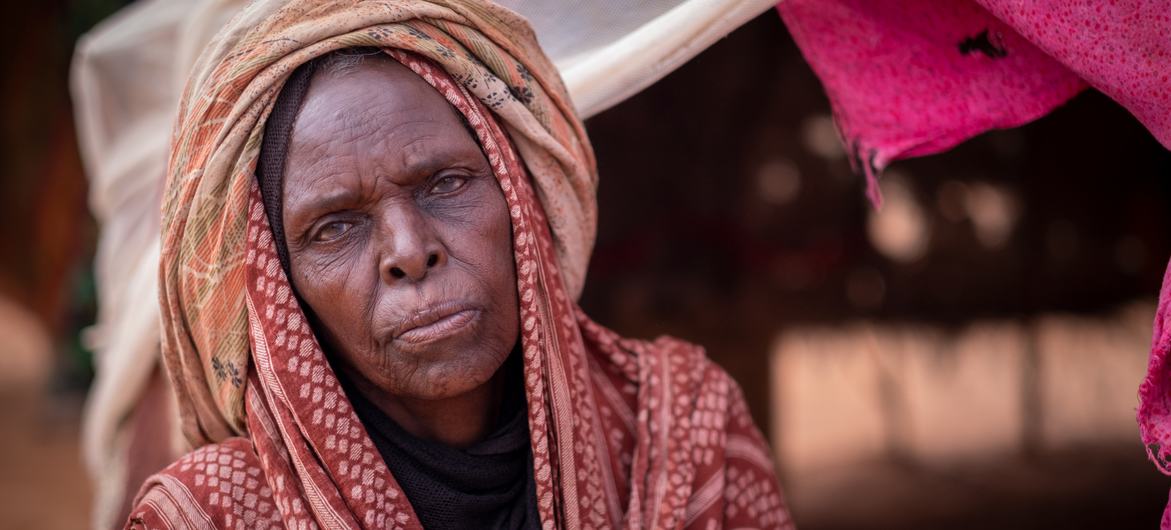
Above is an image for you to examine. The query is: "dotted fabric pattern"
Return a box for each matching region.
[157,0,597,446]
[129,439,283,530]
[131,45,792,530]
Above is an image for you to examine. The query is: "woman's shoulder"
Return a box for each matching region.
[127,437,283,530]
[576,308,720,379]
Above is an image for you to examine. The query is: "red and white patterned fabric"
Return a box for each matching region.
[129,51,793,530]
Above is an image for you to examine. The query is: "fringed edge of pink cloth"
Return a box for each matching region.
[774,0,1171,522]
[1138,256,1171,473]
[777,0,1170,209]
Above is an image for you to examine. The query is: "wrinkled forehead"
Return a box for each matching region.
[262,49,479,179]
[256,48,480,268]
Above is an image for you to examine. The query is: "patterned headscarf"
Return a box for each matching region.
[160,0,596,443]
[149,1,791,528]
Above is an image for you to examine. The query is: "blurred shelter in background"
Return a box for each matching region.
[494,0,775,117]
[578,7,1171,528]
[0,0,1167,529]
[0,1,122,528]
[71,1,246,526]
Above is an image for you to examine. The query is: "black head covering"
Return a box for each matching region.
[257,60,316,274]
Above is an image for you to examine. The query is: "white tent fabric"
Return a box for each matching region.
[71,0,776,527]
[498,0,777,117]
[72,1,245,527]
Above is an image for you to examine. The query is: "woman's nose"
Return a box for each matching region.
[377,208,447,284]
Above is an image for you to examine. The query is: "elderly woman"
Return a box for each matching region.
[130,1,791,528]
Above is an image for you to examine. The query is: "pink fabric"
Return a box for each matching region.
[777,2,1171,523]
[777,0,1171,207]
[977,1,1171,151]
[1146,257,1171,527]
[1140,258,1171,461]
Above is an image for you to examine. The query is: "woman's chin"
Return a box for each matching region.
[381,349,507,401]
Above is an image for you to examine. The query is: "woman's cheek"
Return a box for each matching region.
[293,249,352,314]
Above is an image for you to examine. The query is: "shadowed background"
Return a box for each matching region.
[2,4,1169,529]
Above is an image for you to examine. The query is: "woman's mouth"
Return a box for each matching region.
[394,304,481,345]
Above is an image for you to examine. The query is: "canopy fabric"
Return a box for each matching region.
[71,2,245,527]
[776,2,1171,523]
[497,0,778,117]
[778,0,1171,206]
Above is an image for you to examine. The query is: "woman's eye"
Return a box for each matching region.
[313,221,353,242]
[429,175,468,195]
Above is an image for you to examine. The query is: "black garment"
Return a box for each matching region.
[260,50,540,529]
[338,356,540,530]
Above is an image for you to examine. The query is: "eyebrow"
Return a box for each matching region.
[287,139,487,216]
[397,139,484,180]
[291,187,360,217]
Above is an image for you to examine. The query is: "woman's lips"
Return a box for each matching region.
[394,305,481,345]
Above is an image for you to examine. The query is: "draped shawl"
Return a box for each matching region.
[161,0,595,444]
[140,1,792,528]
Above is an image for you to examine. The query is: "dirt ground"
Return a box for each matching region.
[0,387,91,528]
[3,386,1165,530]
[0,295,91,528]
[787,446,1170,530]
[1,293,1169,529]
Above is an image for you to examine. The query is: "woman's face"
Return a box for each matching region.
[281,57,518,401]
